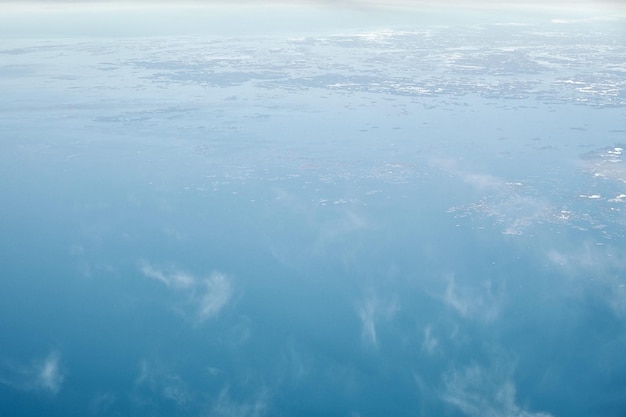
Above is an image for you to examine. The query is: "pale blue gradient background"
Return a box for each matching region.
[0,3,625,416]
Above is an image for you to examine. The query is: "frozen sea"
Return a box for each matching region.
[1,5,626,417]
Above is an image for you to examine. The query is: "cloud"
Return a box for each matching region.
[139,262,233,323]
[442,360,553,417]
[462,173,505,191]
[267,189,373,270]
[139,261,195,289]
[197,272,233,321]
[421,325,439,355]
[134,359,191,406]
[210,386,270,417]
[442,273,502,323]
[0,350,65,395]
[356,293,398,348]
[281,339,313,381]
[318,210,369,243]
[546,242,626,316]
[88,391,117,416]
[441,160,561,236]
[443,145,626,238]
[37,351,64,394]
[358,299,378,347]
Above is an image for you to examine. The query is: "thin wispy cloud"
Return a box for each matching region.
[281,339,313,381]
[440,160,560,236]
[311,209,373,267]
[198,272,233,321]
[267,190,373,269]
[88,391,117,416]
[546,242,626,315]
[356,293,398,348]
[139,261,233,323]
[134,359,191,406]
[421,325,439,355]
[0,350,65,395]
[211,386,270,417]
[358,299,378,347]
[442,360,553,417]
[37,350,64,394]
[140,262,195,290]
[442,273,502,323]
[462,172,505,191]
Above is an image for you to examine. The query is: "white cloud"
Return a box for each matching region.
[546,242,626,315]
[421,325,439,355]
[88,391,117,415]
[358,299,378,347]
[442,274,502,323]
[197,272,233,322]
[433,159,502,190]
[438,160,566,236]
[139,262,233,323]
[210,386,269,417]
[139,261,196,289]
[0,350,65,395]
[442,361,553,417]
[268,199,373,270]
[462,173,505,190]
[356,293,398,348]
[135,359,153,386]
[282,339,312,381]
[134,359,191,406]
[37,351,64,394]
[312,209,372,259]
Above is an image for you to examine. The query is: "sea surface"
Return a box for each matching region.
[1,11,625,417]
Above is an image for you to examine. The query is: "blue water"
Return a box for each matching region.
[1,12,625,417]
